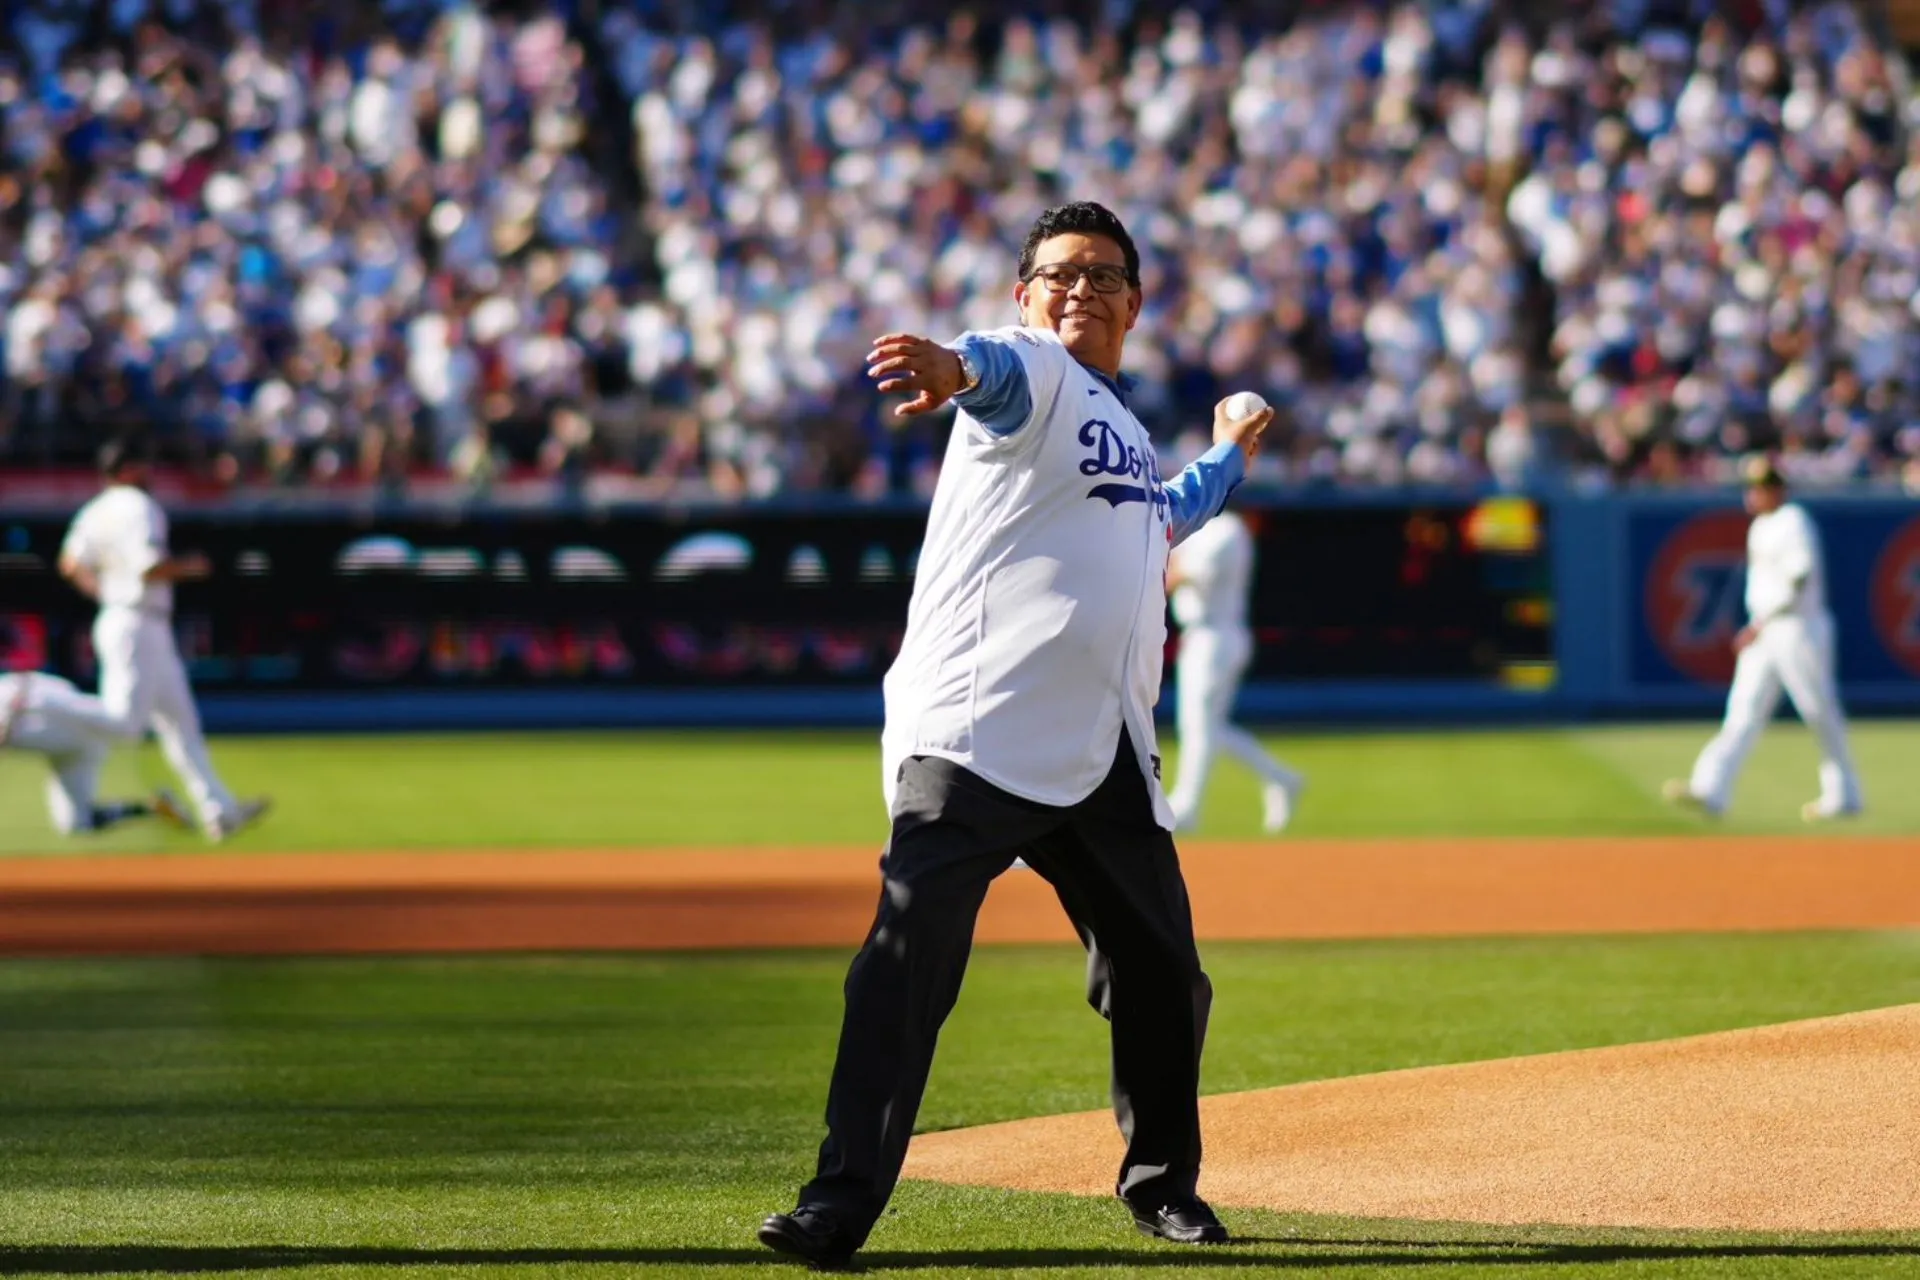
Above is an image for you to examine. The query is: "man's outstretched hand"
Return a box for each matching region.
[1212,397,1276,466]
[867,334,966,418]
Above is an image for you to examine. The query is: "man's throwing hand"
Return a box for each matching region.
[1212,396,1276,465]
[868,334,966,418]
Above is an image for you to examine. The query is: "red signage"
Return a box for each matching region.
[1644,511,1751,684]
[1870,515,1920,678]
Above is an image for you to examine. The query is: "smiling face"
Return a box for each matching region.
[1013,232,1142,376]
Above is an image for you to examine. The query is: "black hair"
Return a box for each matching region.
[98,437,141,477]
[1017,202,1140,285]
[1742,454,1786,490]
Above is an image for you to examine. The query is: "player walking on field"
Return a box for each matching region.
[59,442,269,841]
[0,672,184,835]
[1664,457,1863,822]
[1163,509,1304,833]
[759,203,1273,1267]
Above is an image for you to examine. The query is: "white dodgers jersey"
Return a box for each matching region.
[881,325,1177,826]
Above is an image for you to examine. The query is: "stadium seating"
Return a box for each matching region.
[1,0,1914,495]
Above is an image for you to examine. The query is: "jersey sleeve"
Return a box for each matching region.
[947,332,1031,436]
[59,502,101,570]
[1164,443,1248,547]
[948,327,1073,448]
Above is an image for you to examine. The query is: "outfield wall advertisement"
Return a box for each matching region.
[0,499,1548,720]
[1,492,1913,727]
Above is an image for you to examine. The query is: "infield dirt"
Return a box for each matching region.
[904,1003,1920,1232]
[0,835,1916,953]
[3,835,1916,1234]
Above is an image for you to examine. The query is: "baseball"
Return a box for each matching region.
[1223,391,1269,421]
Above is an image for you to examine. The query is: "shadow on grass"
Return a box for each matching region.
[4,1241,1920,1274]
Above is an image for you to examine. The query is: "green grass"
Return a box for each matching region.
[4,722,1919,856]
[6,721,1914,1276]
[2,936,1919,1277]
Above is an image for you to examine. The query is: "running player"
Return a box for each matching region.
[1163,509,1304,832]
[59,442,270,840]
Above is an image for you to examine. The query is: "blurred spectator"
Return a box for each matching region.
[2,0,1916,496]
[540,403,593,500]
[451,419,505,495]
[1508,0,1919,486]
[1486,404,1539,491]
[1,0,610,486]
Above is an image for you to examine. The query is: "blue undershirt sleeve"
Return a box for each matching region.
[1164,442,1247,547]
[947,332,1034,436]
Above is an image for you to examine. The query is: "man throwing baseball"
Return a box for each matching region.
[1663,457,1863,821]
[759,202,1271,1267]
[59,442,269,841]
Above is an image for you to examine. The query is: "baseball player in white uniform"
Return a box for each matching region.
[58,443,269,841]
[0,671,184,834]
[762,202,1271,1267]
[1164,509,1304,833]
[1664,457,1863,822]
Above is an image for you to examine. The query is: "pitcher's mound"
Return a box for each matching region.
[904,1004,1920,1231]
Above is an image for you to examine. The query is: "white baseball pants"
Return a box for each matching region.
[1165,625,1297,822]
[1688,612,1863,815]
[93,608,239,828]
[4,675,141,834]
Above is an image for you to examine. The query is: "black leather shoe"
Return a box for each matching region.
[1128,1196,1230,1244]
[757,1203,858,1268]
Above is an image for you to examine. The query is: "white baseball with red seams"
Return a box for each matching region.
[1223,391,1268,421]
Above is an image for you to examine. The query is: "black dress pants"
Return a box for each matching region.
[798,730,1212,1244]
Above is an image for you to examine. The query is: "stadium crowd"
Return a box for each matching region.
[1,0,1916,497]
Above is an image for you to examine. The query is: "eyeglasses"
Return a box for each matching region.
[1024,262,1135,294]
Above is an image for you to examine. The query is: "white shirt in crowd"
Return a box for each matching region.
[60,484,173,615]
[1745,502,1826,624]
[1170,512,1253,633]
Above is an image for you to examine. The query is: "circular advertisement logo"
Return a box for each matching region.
[1644,510,1751,684]
[1870,515,1920,678]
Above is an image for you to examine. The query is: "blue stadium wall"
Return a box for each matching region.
[1553,491,1920,719]
[2,490,1917,730]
